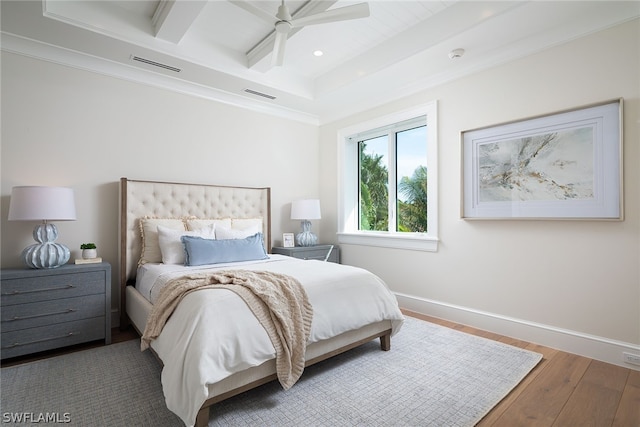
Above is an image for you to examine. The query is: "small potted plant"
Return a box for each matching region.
[80,243,97,259]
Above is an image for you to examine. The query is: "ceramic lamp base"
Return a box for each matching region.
[295,220,318,247]
[22,223,70,269]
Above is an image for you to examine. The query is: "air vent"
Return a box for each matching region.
[131,56,181,73]
[244,88,276,100]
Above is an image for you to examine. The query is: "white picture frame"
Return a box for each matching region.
[282,233,295,248]
[461,99,623,220]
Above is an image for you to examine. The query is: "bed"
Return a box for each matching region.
[119,178,404,427]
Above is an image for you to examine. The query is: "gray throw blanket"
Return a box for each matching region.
[141,270,313,389]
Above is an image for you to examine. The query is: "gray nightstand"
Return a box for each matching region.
[1,262,111,360]
[272,245,340,264]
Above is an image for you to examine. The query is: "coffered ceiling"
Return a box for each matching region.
[1,1,638,124]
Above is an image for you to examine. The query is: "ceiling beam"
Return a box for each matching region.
[152,0,208,44]
[245,0,338,70]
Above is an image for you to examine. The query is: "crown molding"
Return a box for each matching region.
[1,32,320,126]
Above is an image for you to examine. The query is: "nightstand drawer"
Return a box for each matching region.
[0,263,111,360]
[1,317,106,359]
[272,245,340,263]
[1,294,106,332]
[292,248,332,260]
[1,271,105,305]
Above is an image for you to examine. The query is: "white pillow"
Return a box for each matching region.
[216,224,262,240]
[157,224,216,264]
[139,217,185,265]
[231,218,263,231]
[185,218,232,231]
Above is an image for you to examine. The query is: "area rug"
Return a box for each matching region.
[1,316,541,426]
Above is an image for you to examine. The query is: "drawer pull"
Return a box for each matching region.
[2,332,77,349]
[2,284,75,295]
[9,309,76,321]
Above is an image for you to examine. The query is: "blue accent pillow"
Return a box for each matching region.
[181,233,268,266]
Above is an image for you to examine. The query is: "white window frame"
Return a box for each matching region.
[337,101,439,252]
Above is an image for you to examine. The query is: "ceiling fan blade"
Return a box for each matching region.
[229,0,275,25]
[290,3,369,28]
[272,30,288,66]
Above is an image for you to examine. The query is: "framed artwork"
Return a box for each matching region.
[461,99,623,220]
[282,233,295,248]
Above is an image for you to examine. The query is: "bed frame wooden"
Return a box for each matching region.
[118,178,392,427]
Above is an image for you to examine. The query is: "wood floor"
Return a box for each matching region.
[404,310,640,427]
[2,312,639,426]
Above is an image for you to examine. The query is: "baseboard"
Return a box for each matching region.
[395,292,640,371]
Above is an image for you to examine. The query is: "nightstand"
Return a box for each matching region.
[272,245,340,264]
[1,262,111,360]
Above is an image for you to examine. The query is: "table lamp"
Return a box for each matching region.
[8,186,77,269]
[291,199,321,247]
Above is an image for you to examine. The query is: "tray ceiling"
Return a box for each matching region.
[1,1,638,124]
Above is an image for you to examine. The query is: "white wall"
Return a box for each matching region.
[1,18,638,368]
[319,19,640,367]
[1,53,320,319]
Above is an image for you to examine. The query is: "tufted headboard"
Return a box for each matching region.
[119,177,271,291]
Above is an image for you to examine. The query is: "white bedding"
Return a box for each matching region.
[138,256,404,427]
[136,254,291,304]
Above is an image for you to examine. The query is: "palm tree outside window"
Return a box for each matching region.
[356,117,428,233]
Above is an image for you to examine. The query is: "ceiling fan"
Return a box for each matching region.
[231,0,370,66]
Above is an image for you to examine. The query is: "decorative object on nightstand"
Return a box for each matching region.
[76,243,102,264]
[0,262,112,359]
[8,186,77,269]
[75,257,103,265]
[282,233,295,248]
[272,244,340,264]
[290,199,321,247]
[80,243,97,259]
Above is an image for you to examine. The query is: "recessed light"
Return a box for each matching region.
[313,50,324,57]
[448,48,465,59]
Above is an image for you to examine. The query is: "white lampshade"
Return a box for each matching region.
[8,186,76,221]
[8,186,76,269]
[290,199,321,220]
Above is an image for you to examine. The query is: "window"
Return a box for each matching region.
[357,117,428,233]
[337,102,438,251]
